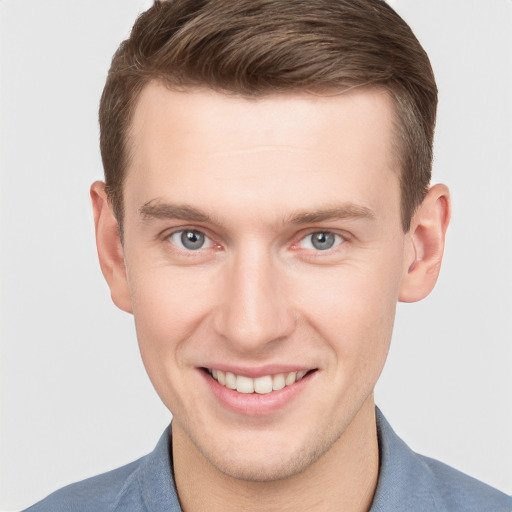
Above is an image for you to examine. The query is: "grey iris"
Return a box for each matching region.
[311,232,335,250]
[181,230,205,250]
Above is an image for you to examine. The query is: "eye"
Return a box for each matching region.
[169,230,213,251]
[298,231,344,251]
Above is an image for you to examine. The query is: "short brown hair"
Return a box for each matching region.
[99,0,437,232]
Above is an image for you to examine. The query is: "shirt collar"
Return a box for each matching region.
[135,425,182,511]
[369,407,444,512]
[130,408,445,512]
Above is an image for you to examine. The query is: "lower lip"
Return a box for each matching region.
[200,370,314,416]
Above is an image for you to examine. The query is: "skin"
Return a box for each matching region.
[92,83,450,512]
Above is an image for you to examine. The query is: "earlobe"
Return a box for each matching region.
[90,181,133,313]
[399,184,451,303]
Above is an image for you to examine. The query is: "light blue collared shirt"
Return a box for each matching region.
[24,409,512,511]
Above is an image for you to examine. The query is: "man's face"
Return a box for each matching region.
[120,83,409,480]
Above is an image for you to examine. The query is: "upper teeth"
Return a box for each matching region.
[210,369,308,394]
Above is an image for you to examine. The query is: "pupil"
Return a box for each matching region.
[181,230,204,250]
[312,232,334,250]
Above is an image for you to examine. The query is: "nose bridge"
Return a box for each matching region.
[213,241,294,352]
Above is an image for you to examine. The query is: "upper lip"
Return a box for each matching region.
[201,364,316,378]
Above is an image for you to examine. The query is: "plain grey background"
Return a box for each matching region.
[1,0,511,510]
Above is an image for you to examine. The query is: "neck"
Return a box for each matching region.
[172,397,379,512]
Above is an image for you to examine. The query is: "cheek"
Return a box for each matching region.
[127,267,214,387]
[292,257,402,372]
[129,263,213,336]
[127,268,222,424]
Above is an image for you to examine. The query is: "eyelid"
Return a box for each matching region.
[169,230,213,250]
[163,226,221,252]
[293,229,348,252]
[160,225,349,254]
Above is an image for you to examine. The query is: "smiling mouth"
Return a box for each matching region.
[205,368,316,395]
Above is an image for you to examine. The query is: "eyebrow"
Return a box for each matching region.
[139,202,213,223]
[288,205,376,224]
[139,200,375,225]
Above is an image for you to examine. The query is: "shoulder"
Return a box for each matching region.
[373,408,512,512]
[22,426,180,512]
[417,454,512,512]
[22,457,147,512]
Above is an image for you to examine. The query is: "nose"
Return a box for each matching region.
[212,244,296,354]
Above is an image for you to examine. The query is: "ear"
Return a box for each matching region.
[399,184,451,303]
[90,181,133,313]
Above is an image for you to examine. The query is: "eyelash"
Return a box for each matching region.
[165,228,346,255]
[167,229,217,252]
[295,232,345,252]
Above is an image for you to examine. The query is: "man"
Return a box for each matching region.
[23,0,511,511]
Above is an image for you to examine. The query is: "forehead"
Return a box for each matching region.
[129,82,396,154]
[124,82,400,226]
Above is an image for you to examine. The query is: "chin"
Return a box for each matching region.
[197,431,335,483]
[210,453,311,483]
